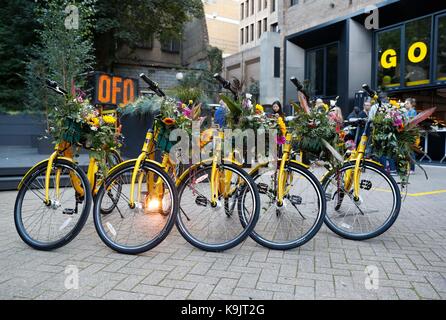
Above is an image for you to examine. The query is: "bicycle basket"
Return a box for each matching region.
[155,121,177,153]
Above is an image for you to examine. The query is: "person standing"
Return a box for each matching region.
[405,98,418,173]
[214,99,227,128]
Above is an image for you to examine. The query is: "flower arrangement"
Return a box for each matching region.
[48,94,122,172]
[288,102,343,164]
[371,101,423,182]
[219,94,272,131]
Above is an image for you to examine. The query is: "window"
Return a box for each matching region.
[436,15,446,81]
[326,44,338,96]
[161,39,180,53]
[245,27,249,43]
[306,43,339,97]
[290,0,299,6]
[241,3,244,20]
[250,23,254,41]
[264,0,268,10]
[263,18,268,32]
[376,28,402,89]
[246,0,250,17]
[241,28,244,45]
[258,20,262,38]
[258,0,262,11]
[274,47,280,78]
[405,17,431,86]
[136,36,153,49]
[271,22,279,32]
[271,0,276,12]
[251,0,255,14]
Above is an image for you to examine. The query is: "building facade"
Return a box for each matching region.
[224,0,446,133]
[203,0,241,57]
[223,0,282,104]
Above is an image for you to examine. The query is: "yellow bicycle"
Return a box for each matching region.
[321,84,401,240]
[14,80,122,250]
[93,74,260,253]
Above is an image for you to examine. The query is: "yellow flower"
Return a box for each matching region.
[188,100,194,105]
[255,104,264,114]
[323,104,329,112]
[390,100,400,108]
[103,115,117,125]
[87,117,100,127]
[277,116,287,136]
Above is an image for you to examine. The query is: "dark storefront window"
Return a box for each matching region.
[437,15,446,81]
[405,17,431,86]
[326,44,338,96]
[306,43,339,97]
[377,28,401,90]
[307,49,324,96]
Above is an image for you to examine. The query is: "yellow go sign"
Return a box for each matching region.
[381,41,428,69]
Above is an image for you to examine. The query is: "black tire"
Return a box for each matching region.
[176,163,260,252]
[93,160,178,254]
[99,149,123,215]
[14,159,92,251]
[243,161,326,250]
[322,161,401,240]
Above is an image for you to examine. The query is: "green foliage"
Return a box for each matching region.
[94,0,204,69]
[0,0,38,113]
[289,103,342,163]
[170,87,203,105]
[25,0,96,114]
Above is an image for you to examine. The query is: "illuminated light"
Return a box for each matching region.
[145,198,161,213]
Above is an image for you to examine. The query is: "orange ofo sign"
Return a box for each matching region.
[94,73,139,106]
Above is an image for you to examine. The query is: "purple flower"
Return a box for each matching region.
[182,107,192,118]
[276,136,286,145]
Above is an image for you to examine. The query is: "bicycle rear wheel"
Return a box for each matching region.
[176,163,260,252]
[322,161,401,240]
[93,160,178,254]
[14,159,92,250]
[99,149,123,215]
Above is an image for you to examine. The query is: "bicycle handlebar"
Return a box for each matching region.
[213,73,238,100]
[46,79,67,96]
[140,73,165,97]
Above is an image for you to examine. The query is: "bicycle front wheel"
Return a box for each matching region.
[244,161,326,250]
[14,159,92,250]
[93,160,178,254]
[176,163,260,252]
[322,161,401,240]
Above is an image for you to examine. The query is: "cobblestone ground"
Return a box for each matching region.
[0,166,445,300]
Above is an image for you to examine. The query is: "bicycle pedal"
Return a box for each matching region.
[290,195,302,205]
[360,180,372,190]
[195,196,208,207]
[63,208,76,215]
[257,183,268,194]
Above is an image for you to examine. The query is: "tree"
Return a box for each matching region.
[0,0,38,113]
[94,0,204,70]
[25,0,96,114]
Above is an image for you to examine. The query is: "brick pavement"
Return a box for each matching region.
[0,166,445,300]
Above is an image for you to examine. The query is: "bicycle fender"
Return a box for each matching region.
[17,157,76,190]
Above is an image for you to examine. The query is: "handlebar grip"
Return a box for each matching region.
[290,77,303,91]
[362,84,376,98]
[214,73,238,98]
[213,73,230,87]
[140,73,165,97]
[45,79,68,95]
